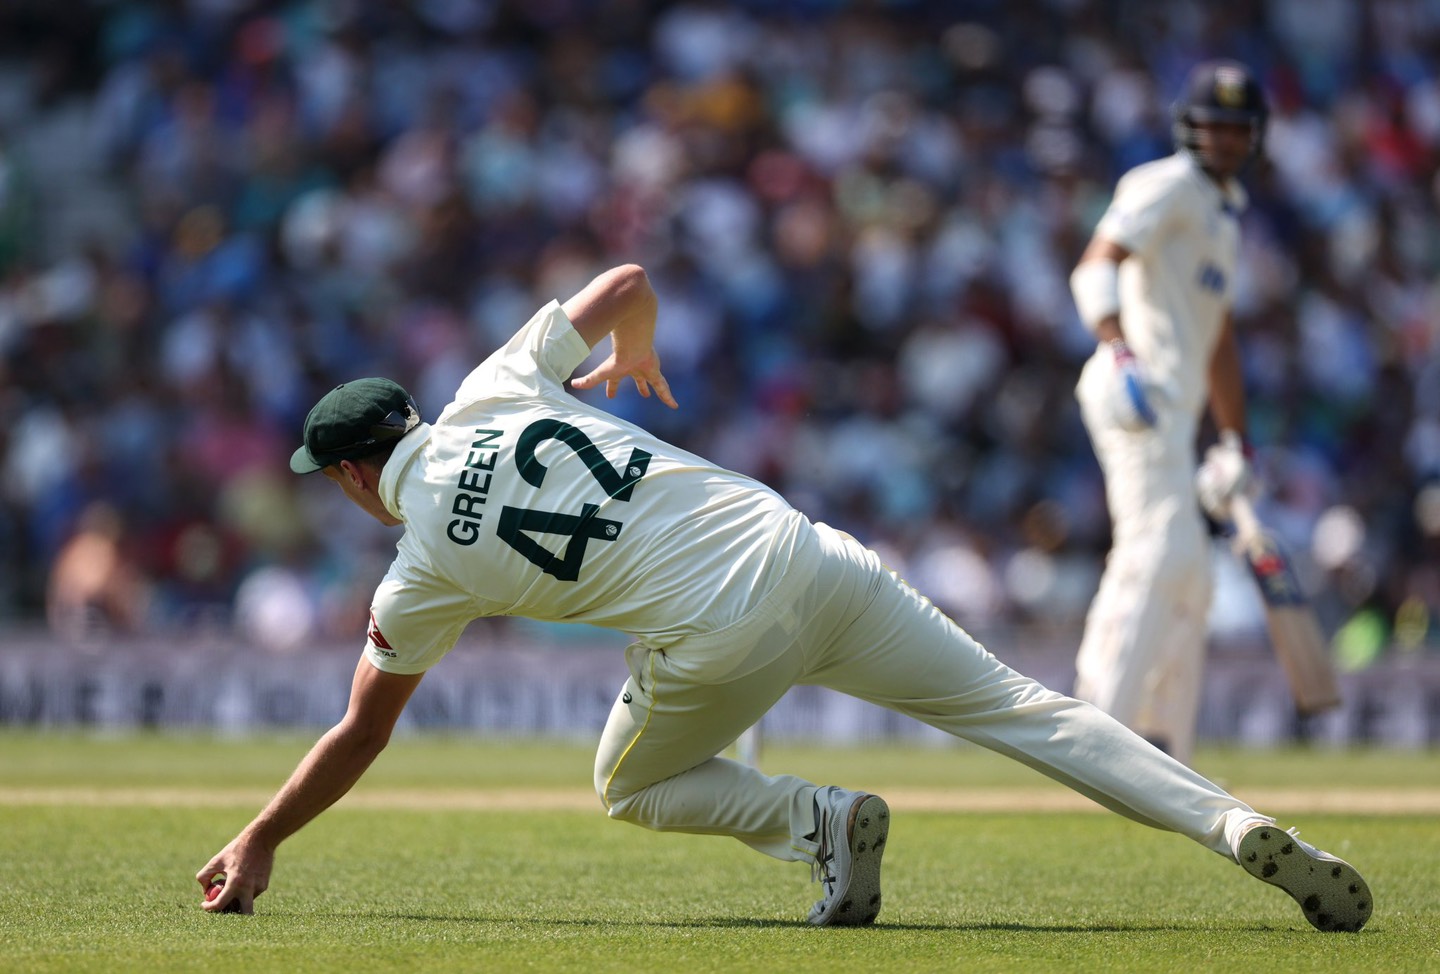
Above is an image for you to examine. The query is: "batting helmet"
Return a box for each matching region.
[1172,60,1268,168]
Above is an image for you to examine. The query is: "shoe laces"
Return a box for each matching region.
[811,810,836,890]
[1284,825,1323,856]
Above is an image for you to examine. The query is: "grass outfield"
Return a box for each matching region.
[3,734,1437,973]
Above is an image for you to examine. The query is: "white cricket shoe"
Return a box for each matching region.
[807,787,889,927]
[1236,822,1372,932]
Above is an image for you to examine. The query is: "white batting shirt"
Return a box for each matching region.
[363,300,820,674]
[1088,152,1246,419]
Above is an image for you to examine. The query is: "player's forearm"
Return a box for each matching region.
[1090,314,1124,345]
[241,721,388,850]
[566,263,659,351]
[605,268,659,351]
[1207,322,1247,436]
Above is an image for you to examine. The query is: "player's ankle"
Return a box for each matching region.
[1222,810,1275,861]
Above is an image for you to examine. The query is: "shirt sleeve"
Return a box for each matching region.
[363,561,477,675]
[1093,167,1188,257]
[442,300,592,417]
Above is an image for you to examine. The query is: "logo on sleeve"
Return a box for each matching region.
[367,612,398,658]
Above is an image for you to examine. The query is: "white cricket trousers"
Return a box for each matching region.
[594,522,1253,867]
[1074,378,1214,765]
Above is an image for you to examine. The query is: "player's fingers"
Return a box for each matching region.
[649,372,678,409]
[204,884,254,915]
[571,357,621,390]
[634,376,652,398]
[202,875,235,913]
[205,889,251,914]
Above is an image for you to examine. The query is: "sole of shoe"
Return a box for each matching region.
[1237,825,1372,932]
[815,794,890,927]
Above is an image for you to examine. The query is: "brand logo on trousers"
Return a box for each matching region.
[367,612,394,651]
[622,691,633,704]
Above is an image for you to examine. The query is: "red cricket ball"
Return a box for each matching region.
[205,874,244,913]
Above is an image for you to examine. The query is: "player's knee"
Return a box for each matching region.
[600,786,655,829]
[604,792,637,822]
[594,765,618,808]
[594,761,640,816]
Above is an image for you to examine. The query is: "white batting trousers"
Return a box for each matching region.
[594,522,1254,866]
[1074,375,1213,765]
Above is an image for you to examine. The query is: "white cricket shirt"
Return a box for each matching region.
[363,300,819,674]
[1088,152,1246,419]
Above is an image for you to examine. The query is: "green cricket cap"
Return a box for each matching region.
[290,378,420,474]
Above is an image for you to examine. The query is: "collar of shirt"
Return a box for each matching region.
[1183,153,1249,215]
[377,422,432,522]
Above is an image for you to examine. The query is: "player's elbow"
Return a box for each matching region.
[612,262,648,283]
[1076,237,1130,268]
[611,263,656,305]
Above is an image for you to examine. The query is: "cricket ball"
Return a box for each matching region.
[206,873,244,913]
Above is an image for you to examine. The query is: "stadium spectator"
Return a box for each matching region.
[46,500,150,641]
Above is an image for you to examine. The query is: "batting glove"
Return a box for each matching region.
[1195,430,1255,522]
[1107,339,1159,431]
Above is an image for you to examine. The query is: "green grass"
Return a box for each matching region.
[2,734,1438,973]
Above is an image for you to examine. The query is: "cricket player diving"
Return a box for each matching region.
[1070,60,1269,765]
[197,261,1370,932]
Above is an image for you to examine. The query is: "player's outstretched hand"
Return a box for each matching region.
[572,346,678,409]
[196,837,273,914]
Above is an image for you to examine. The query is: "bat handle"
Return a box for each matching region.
[1228,493,1261,542]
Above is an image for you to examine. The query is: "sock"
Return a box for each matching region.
[1222,809,1276,861]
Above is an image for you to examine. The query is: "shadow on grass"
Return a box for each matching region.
[296,911,1249,934]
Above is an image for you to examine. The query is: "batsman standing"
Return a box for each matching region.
[1070,61,1267,765]
[197,262,1369,932]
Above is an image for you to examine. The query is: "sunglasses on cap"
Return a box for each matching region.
[328,401,421,458]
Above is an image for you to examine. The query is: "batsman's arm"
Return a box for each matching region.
[564,264,677,409]
[1070,237,1132,345]
[1071,236,1162,429]
[1206,311,1247,439]
[196,657,423,913]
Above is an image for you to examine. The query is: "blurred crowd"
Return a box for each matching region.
[2,0,1439,663]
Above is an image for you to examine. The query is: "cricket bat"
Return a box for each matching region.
[1229,495,1341,715]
